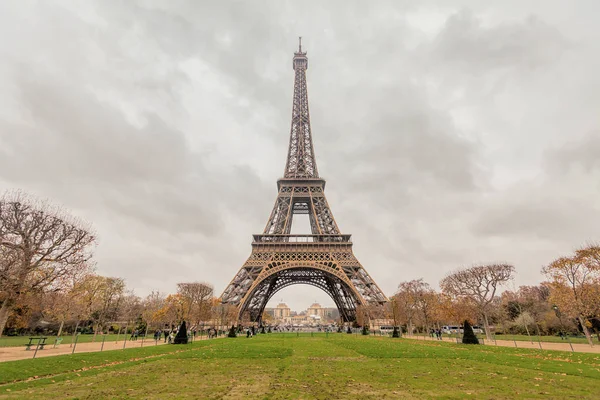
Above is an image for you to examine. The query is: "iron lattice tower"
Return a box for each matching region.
[220,39,388,322]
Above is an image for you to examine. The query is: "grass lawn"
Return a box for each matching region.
[0,333,599,399]
[2,332,594,348]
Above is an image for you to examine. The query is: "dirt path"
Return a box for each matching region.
[404,334,600,353]
[0,336,212,362]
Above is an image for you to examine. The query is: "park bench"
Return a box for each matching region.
[25,336,48,351]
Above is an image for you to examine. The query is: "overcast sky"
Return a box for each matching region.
[1,1,599,312]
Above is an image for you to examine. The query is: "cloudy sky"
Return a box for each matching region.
[1,1,599,312]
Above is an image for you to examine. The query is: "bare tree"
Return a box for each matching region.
[72,275,126,339]
[415,286,438,332]
[212,301,237,332]
[142,291,166,331]
[441,264,514,341]
[393,279,431,335]
[0,192,96,336]
[118,293,143,335]
[355,305,371,328]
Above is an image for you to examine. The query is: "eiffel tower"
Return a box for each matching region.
[220,39,388,322]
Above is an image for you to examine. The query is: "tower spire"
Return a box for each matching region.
[285,39,318,179]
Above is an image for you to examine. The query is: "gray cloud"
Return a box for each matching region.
[1,0,599,311]
[426,10,567,75]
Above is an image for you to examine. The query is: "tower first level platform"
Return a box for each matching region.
[221,234,387,322]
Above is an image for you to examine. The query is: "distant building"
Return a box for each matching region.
[267,303,340,326]
[307,303,325,318]
[274,303,291,319]
[264,308,275,318]
[323,307,339,321]
[370,318,394,330]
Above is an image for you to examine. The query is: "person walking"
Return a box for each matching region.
[163,329,169,343]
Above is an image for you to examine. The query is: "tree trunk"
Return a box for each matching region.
[57,320,65,337]
[524,325,532,344]
[0,298,15,338]
[115,325,122,343]
[70,320,80,348]
[482,313,492,341]
[578,315,593,346]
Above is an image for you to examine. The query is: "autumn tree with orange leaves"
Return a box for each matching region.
[543,245,600,346]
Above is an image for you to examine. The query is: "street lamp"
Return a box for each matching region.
[552,305,564,336]
[553,305,574,352]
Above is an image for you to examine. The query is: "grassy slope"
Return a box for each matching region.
[0,334,599,399]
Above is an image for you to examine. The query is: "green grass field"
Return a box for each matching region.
[0,330,219,348]
[1,332,594,348]
[0,334,125,348]
[0,334,599,399]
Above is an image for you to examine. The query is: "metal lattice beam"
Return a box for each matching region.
[283,40,318,179]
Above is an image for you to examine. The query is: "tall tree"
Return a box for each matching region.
[414,283,438,331]
[436,293,479,328]
[154,294,185,330]
[393,279,431,335]
[142,291,166,331]
[501,284,555,335]
[441,264,514,341]
[0,192,95,336]
[176,282,213,328]
[118,293,143,333]
[543,245,600,346]
[73,275,126,339]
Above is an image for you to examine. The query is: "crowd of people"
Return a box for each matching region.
[145,326,221,343]
[429,328,443,340]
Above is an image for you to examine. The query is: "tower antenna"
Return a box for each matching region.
[299,36,302,52]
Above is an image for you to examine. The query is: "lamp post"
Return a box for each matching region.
[553,305,574,352]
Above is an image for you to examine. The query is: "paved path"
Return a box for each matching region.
[0,336,212,362]
[404,334,600,353]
